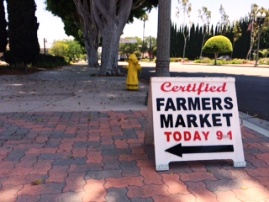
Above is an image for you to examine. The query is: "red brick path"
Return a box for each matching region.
[0,111,269,202]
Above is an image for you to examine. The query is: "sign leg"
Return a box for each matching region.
[156,164,169,171]
[144,88,154,145]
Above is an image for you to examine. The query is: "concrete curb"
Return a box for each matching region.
[240,112,269,137]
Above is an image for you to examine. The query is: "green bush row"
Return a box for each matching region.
[194,58,269,65]
[35,54,69,69]
[260,58,269,65]
[170,57,189,62]
[194,57,212,64]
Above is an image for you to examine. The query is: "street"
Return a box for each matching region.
[120,62,269,121]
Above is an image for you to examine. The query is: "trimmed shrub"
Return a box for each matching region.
[230,59,244,64]
[260,58,269,65]
[170,57,188,62]
[133,51,141,59]
[194,57,212,64]
[202,35,233,65]
[170,58,181,62]
[35,54,68,69]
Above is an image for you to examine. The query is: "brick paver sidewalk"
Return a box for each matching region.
[0,111,269,202]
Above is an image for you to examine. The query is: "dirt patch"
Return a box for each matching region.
[0,65,43,76]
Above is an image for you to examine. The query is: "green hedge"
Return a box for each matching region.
[170,57,189,62]
[35,54,68,69]
[4,51,68,69]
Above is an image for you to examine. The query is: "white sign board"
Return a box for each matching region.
[150,77,246,171]
[120,38,137,44]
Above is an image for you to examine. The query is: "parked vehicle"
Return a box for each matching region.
[118,54,127,61]
[217,55,231,61]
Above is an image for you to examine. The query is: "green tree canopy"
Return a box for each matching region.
[119,38,140,55]
[46,0,158,75]
[46,0,80,42]
[49,40,84,62]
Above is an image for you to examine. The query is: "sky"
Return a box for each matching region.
[35,0,269,48]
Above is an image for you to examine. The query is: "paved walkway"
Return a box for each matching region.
[0,64,269,202]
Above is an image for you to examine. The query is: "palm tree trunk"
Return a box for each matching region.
[156,0,171,77]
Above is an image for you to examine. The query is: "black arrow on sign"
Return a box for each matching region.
[165,144,234,157]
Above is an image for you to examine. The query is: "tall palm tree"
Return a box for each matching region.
[140,13,148,58]
[156,0,171,77]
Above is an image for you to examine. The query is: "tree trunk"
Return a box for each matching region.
[100,24,120,75]
[231,40,235,58]
[91,0,132,75]
[84,36,99,67]
[246,39,254,60]
[214,52,218,65]
[199,33,205,58]
[73,0,99,68]
[182,34,187,62]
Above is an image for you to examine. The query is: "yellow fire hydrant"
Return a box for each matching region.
[125,54,141,90]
